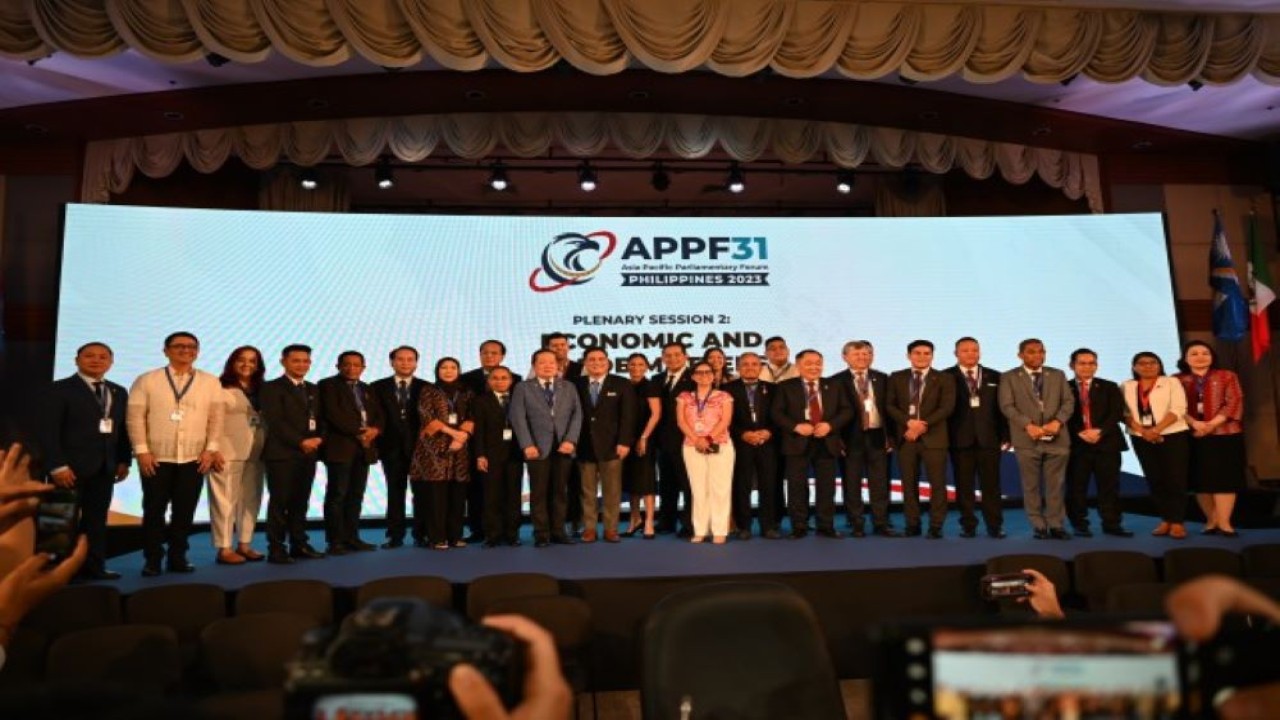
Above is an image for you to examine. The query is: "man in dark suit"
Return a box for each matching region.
[771,349,852,538]
[319,351,384,555]
[259,344,325,564]
[459,340,522,543]
[472,366,524,547]
[544,332,583,381]
[653,341,695,536]
[1066,348,1132,537]
[945,337,1009,539]
[510,349,583,547]
[370,345,430,548]
[38,341,132,581]
[886,340,956,539]
[829,340,895,537]
[723,352,780,539]
[574,348,636,543]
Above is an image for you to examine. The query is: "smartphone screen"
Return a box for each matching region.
[34,487,80,561]
[930,621,1182,719]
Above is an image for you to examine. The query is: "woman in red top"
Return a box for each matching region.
[1176,341,1245,537]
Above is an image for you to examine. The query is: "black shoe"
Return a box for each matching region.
[736,530,752,541]
[764,529,782,539]
[326,544,350,556]
[465,532,486,544]
[267,552,294,564]
[291,545,326,559]
[1072,525,1093,538]
[534,539,551,548]
[988,528,1007,539]
[413,538,431,548]
[1220,529,1240,538]
[817,529,844,539]
[904,526,922,537]
[349,540,377,552]
[1033,528,1049,540]
[655,524,675,535]
[873,526,900,537]
[789,530,808,539]
[1102,527,1134,537]
[483,539,500,548]
[141,562,162,577]
[550,536,577,545]
[381,539,404,549]
[1048,528,1071,540]
[959,528,977,538]
[676,528,693,539]
[166,559,195,573]
[927,527,944,539]
[505,537,522,546]
[78,568,122,582]
[1202,527,1222,536]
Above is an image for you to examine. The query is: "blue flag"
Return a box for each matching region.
[1210,213,1249,342]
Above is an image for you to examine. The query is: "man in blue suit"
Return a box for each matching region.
[511,349,583,547]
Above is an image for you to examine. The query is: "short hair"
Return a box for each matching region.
[795,349,822,361]
[219,346,265,391]
[337,350,365,365]
[842,340,873,354]
[76,341,113,357]
[954,336,979,348]
[1130,351,1165,379]
[1176,340,1219,374]
[544,332,569,346]
[479,339,507,355]
[488,365,513,377]
[737,351,761,363]
[661,341,688,355]
[164,331,199,348]
[583,347,608,361]
[1018,338,1044,353]
[907,339,934,353]
[1069,348,1097,365]
[531,348,556,364]
[388,345,419,361]
[626,352,651,366]
[281,343,312,358]
[764,336,787,348]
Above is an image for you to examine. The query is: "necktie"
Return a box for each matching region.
[396,379,409,408]
[855,373,870,429]
[350,381,365,409]
[92,380,106,407]
[910,371,923,415]
[668,373,678,390]
[1032,371,1044,401]
[806,381,823,424]
[543,381,555,407]
[1080,380,1092,429]
[590,380,601,408]
[499,393,510,412]
[965,369,978,395]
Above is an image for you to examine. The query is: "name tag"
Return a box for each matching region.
[803,408,811,421]
[99,418,113,434]
[447,413,458,426]
[969,396,981,409]
[863,398,875,413]
[502,428,513,441]
[1140,412,1155,427]
[170,410,183,422]
[1196,402,1204,415]
[750,410,757,423]
[908,404,917,416]
[308,418,317,432]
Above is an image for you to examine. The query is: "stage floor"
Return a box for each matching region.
[100,510,1280,593]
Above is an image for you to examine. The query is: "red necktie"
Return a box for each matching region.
[1081,380,1092,429]
[807,381,823,424]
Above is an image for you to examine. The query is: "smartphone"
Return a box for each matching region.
[981,572,1032,600]
[34,486,80,562]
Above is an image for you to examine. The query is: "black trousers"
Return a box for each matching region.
[898,442,949,530]
[382,449,423,542]
[1132,432,1190,523]
[784,443,839,533]
[731,440,778,533]
[323,458,370,546]
[656,442,691,532]
[483,455,524,543]
[1066,448,1124,530]
[527,453,572,542]
[951,445,1004,532]
[843,429,890,528]
[141,461,203,564]
[78,468,116,573]
[466,465,486,537]
[265,456,317,551]
[425,481,467,544]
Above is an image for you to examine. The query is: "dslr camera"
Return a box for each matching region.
[285,597,524,720]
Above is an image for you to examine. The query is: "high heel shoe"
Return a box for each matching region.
[622,525,643,537]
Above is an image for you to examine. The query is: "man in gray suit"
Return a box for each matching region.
[998,338,1075,539]
[511,349,584,547]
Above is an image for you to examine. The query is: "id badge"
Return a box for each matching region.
[1140,412,1155,427]
[308,418,317,432]
[908,404,917,417]
[447,412,459,426]
[749,410,757,424]
[969,395,981,409]
[1196,402,1204,415]
[169,410,183,422]
[695,421,706,433]
[863,398,874,413]
[98,418,113,434]
[502,428,513,441]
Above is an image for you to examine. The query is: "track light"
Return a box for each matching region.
[835,169,856,194]
[651,162,671,192]
[299,169,318,190]
[375,158,394,190]
[578,161,597,192]
[488,161,509,191]
[726,162,745,194]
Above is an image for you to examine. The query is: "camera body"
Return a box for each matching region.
[980,572,1032,600]
[284,597,524,720]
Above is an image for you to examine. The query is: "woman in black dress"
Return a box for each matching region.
[622,352,662,538]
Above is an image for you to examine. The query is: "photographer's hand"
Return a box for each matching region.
[1018,568,1064,619]
[449,614,572,720]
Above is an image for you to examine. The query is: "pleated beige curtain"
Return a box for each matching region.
[258,167,350,212]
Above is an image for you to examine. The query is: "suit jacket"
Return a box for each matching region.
[944,365,1009,450]
[885,368,956,449]
[510,377,583,459]
[998,366,1074,450]
[370,376,430,459]
[260,376,323,461]
[771,377,852,457]
[472,391,522,465]
[39,375,131,479]
[460,367,523,396]
[653,367,695,451]
[318,375,385,463]
[722,378,776,443]
[1067,377,1128,453]
[574,374,637,462]
[561,360,583,381]
[828,368,893,447]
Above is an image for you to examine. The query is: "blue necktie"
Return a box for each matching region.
[543,381,555,407]
[590,380,601,408]
[1032,371,1044,400]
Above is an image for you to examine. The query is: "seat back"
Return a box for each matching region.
[1162,548,1242,584]
[356,576,454,610]
[46,624,181,694]
[465,573,559,620]
[200,612,320,692]
[235,579,334,625]
[1073,551,1158,611]
[485,595,593,692]
[1242,544,1280,578]
[20,584,122,640]
[125,582,228,645]
[1105,582,1173,614]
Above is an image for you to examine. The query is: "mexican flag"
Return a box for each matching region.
[1249,213,1275,362]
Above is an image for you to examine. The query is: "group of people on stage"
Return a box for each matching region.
[38,329,1246,579]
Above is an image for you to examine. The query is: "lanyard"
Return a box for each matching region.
[165,367,195,406]
[694,390,713,416]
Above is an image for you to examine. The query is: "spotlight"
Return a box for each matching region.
[726,162,745,194]
[375,158,394,190]
[1188,79,1204,91]
[651,162,671,192]
[300,169,318,190]
[488,161,509,191]
[578,161,597,192]
[835,169,856,194]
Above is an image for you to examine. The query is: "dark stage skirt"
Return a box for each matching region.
[624,450,657,496]
[1189,433,1246,493]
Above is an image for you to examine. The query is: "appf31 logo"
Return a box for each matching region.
[528,231,617,293]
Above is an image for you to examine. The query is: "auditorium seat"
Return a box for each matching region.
[1073,551,1158,611]
[46,624,181,695]
[465,572,559,620]
[641,582,844,720]
[355,575,454,610]
[1242,543,1280,578]
[984,554,1072,614]
[200,612,320,692]
[1105,582,1173,615]
[1244,577,1280,602]
[20,584,121,640]
[1161,548,1243,584]
[486,595,594,718]
[125,583,228,660]
[235,579,334,625]
[198,689,284,720]
[0,627,48,688]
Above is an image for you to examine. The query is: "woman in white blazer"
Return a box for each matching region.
[1121,351,1191,539]
[210,346,268,564]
